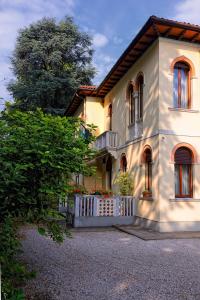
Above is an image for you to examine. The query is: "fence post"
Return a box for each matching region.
[114,196,120,217]
[93,196,98,216]
[75,195,80,217]
[132,197,136,216]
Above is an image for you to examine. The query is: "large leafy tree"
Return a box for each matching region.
[0,108,95,221]
[8,17,95,115]
[0,108,96,299]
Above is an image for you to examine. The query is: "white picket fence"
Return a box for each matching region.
[62,195,135,217]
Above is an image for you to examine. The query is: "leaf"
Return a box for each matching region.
[37,227,46,236]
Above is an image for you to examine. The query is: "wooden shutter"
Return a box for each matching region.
[175,147,192,164]
[144,149,152,163]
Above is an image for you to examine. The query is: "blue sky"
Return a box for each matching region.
[0,0,199,107]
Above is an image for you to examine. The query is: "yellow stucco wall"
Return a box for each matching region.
[159,37,200,134]
[72,36,200,230]
[73,97,104,136]
[159,134,200,222]
[84,164,103,193]
[112,135,160,221]
[158,37,200,227]
[104,40,159,145]
[85,97,104,136]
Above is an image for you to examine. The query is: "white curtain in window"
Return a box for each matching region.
[173,68,178,107]
[182,164,189,195]
[181,69,188,108]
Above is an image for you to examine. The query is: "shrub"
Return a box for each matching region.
[0,108,96,297]
[0,217,35,300]
[114,172,134,196]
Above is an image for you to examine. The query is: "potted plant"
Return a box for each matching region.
[114,172,134,196]
[91,190,113,198]
[101,190,113,198]
[92,190,102,196]
[72,184,88,195]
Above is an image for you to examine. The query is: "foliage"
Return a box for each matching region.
[91,189,113,197]
[71,184,88,195]
[0,108,96,224]
[8,17,95,115]
[114,172,134,196]
[0,217,35,300]
[0,108,96,298]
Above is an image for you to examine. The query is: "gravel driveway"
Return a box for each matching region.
[21,227,200,300]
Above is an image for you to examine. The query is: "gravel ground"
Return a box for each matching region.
[20,227,200,300]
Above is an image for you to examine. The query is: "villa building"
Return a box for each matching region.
[66,16,200,232]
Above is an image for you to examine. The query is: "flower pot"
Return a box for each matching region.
[142,190,152,198]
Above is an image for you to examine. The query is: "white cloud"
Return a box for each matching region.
[0,0,76,103]
[93,33,108,48]
[174,0,200,24]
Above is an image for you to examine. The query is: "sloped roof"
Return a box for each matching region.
[66,15,200,115]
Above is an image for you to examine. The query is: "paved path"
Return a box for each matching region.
[114,225,200,240]
[21,227,200,300]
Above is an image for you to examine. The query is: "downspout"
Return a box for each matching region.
[84,96,86,121]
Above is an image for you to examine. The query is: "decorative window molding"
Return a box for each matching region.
[125,81,135,102]
[171,142,197,164]
[126,82,135,125]
[170,55,195,77]
[120,153,127,172]
[135,72,144,121]
[141,145,153,196]
[168,107,199,113]
[141,145,153,164]
[173,60,191,109]
[174,146,193,198]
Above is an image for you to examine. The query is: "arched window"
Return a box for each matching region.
[174,147,193,198]
[120,154,127,173]
[173,61,191,109]
[108,104,112,131]
[143,148,152,192]
[136,75,144,120]
[128,84,135,124]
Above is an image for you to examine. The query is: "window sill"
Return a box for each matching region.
[169,198,200,202]
[168,107,199,113]
[139,197,154,201]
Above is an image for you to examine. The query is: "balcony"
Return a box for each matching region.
[94,131,118,159]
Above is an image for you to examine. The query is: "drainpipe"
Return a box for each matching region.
[84,96,86,121]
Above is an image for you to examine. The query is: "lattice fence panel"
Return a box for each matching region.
[97,198,116,216]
